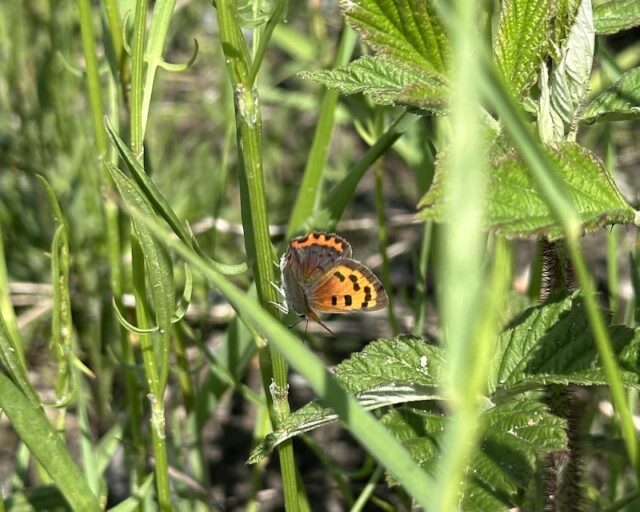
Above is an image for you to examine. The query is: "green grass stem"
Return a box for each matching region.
[214,1,300,508]
[131,238,171,510]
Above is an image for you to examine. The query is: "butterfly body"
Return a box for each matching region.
[279,232,388,333]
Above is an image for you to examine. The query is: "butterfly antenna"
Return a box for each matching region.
[317,318,336,337]
[308,310,336,337]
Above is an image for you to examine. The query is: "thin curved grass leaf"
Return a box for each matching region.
[108,164,174,381]
[418,142,636,240]
[381,400,566,511]
[248,335,445,462]
[593,0,640,34]
[341,0,448,75]
[105,118,246,276]
[489,293,640,401]
[581,66,640,123]
[0,314,40,406]
[302,56,447,112]
[494,0,552,98]
[0,372,101,511]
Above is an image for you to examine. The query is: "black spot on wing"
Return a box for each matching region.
[344,295,352,306]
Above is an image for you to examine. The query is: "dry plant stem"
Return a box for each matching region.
[214,0,300,509]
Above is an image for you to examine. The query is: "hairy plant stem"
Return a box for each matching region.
[539,241,583,512]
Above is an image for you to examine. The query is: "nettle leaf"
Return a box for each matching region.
[581,66,640,123]
[341,0,448,75]
[418,142,636,240]
[594,0,640,35]
[301,56,447,112]
[489,292,640,401]
[382,400,567,511]
[303,0,449,112]
[248,335,446,462]
[494,0,553,98]
[538,0,594,143]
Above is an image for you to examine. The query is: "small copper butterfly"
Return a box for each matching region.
[277,232,388,335]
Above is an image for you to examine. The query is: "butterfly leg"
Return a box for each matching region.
[269,300,289,315]
[269,280,286,298]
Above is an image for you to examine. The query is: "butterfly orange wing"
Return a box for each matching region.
[308,259,388,313]
[289,232,352,259]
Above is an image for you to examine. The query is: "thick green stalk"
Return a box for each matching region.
[214,1,299,509]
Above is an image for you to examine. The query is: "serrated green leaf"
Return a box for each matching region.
[335,334,444,389]
[341,0,448,75]
[581,66,640,123]
[538,0,594,142]
[301,56,447,112]
[594,0,640,34]
[494,0,552,98]
[381,400,567,511]
[418,142,636,240]
[248,335,446,462]
[489,293,640,400]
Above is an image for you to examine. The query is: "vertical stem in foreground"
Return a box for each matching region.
[433,0,501,509]
[214,1,300,509]
[128,0,171,507]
